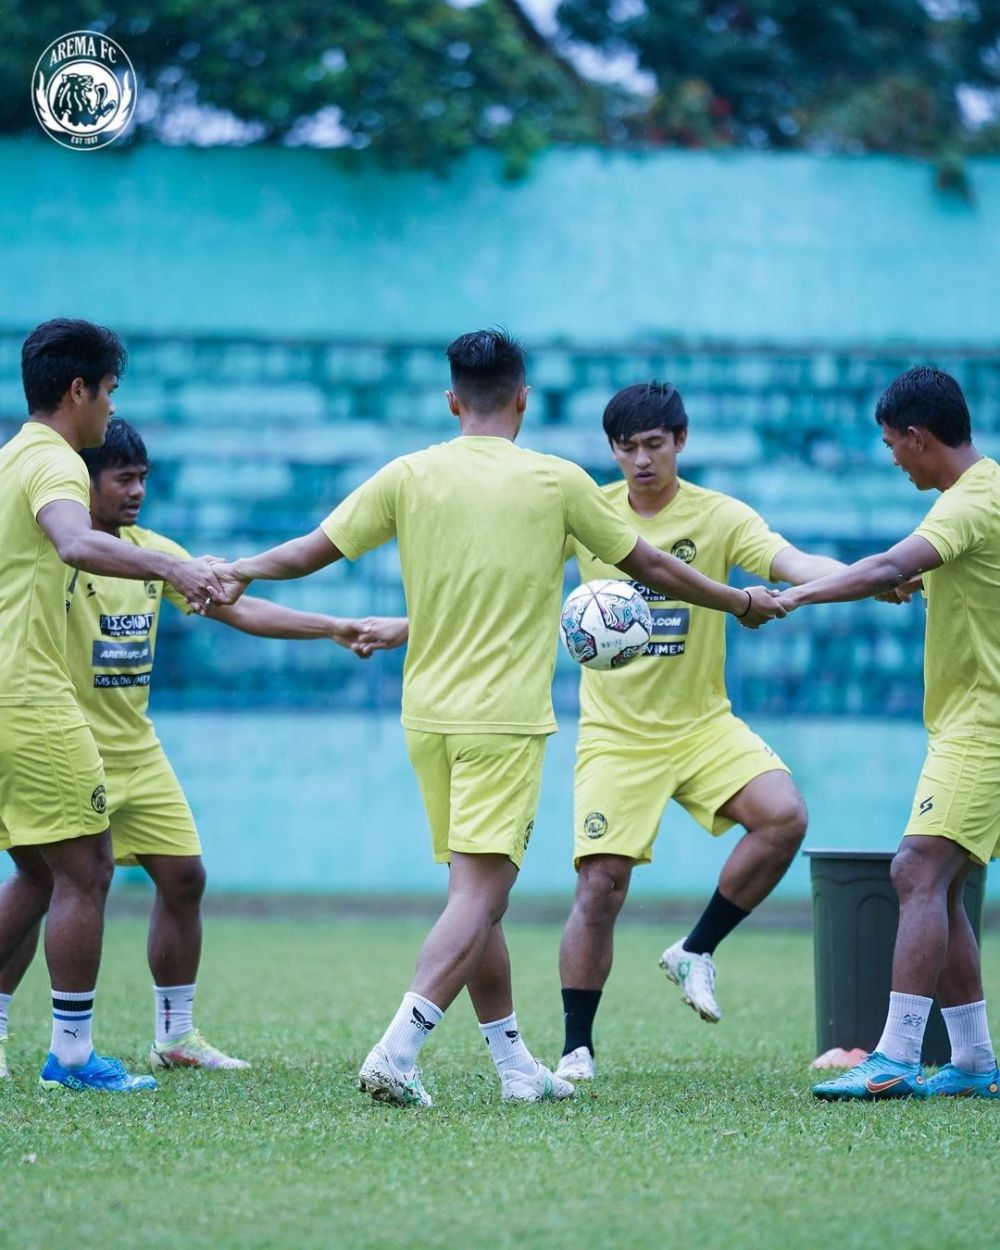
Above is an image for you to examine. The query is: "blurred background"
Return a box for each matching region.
[1,1,998,900]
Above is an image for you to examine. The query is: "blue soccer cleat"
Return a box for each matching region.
[40,1051,157,1092]
[926,1063,1000,1099]
[812,1051,928,1101]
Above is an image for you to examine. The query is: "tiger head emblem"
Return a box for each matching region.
[53,73,116,127]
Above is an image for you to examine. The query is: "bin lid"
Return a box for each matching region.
[803,848,895,860]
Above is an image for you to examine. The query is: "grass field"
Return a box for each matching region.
[2,915,997,1250]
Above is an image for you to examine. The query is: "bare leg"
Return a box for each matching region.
[411,852,518,1011]
[890,834,970,997]
[138,854,206,986]
[716,771,807,911]
[0,847,53,993]
[558,855,634,990]
[466,922,513,1023]
[932,859,983,1007]
[39,832,113,992]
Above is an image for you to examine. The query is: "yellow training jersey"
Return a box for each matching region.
[66,525,192,760]
[0,422,92,706]
[914,456,1000,739]
[573,479,787,740]
[322,436,638,734]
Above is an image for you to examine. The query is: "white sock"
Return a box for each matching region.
[876,991,933,1064]
[379,992,442,1072]
[0,991,11,1039]
[941,1000,996,1073]
[479,1012,537,1077]
[51,989,95,1067]
[154,983,196,1045]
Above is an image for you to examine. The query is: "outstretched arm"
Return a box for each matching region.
[209,599,407,657]
[769,545,846,585]
[211,528,343,605]
[38,499,224,614]
[779,535,942,611]
[617,537,784,628]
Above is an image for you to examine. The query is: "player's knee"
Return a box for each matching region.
[890,843,933,902]
[88,845,115,898]
[575,860,630,925]
[777,793,808,849]
[751,794,806,861]
[163,859,207,909]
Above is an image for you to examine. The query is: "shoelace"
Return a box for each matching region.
[97,1057,128,1083]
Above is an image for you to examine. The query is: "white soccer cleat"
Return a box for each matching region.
[0,1036,10,1080]
[659,939,721,1023]
[555,1046,595,1082]
[358,1042,433,1108]
[149,1029,250,1070]
[501,1061,575,1103]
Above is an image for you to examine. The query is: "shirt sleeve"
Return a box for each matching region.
[320,458,405,561]
[559,462,637,567]
[21,445,90,517]
[721,498,788,579]
[914,483,982,564]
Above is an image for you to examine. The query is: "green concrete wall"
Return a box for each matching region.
[2,141,999,345]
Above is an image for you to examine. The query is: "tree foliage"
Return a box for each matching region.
[4,1,999,175]
[556,0,1000,165]
[0,0,599,175]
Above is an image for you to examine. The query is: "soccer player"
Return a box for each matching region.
[210,329,785,1107]
[0,319,225,1092]
[782,367,999,1100]
[0,418,381,1076]
[554,381,848,1082]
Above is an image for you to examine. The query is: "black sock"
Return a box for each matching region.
[561,988,602,1057]
[683,889,750,956]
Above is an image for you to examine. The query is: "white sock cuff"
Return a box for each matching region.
[479,1012,516,1035]
[404,992,443,1027]
[940,999,986,1020]
[888,991,933,1014]
[52,988,96,1003]
[154,983,197,996]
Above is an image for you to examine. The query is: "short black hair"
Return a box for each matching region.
[21,318,127,415]
[446,328,526,412]
[603,381,688,445]
[80,419,147,480]
[875,367,971,448]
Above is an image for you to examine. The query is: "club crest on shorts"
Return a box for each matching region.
[32,31,137,151]
[670,538,697,563]
[90,784,108,815]
[583,811,608,840]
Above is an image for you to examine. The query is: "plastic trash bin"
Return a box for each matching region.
[806,848,986,1066]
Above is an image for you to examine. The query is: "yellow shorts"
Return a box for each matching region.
[573,714,789,866]
[405,731,546,869]
[104,745,201,866]
[0,704,108,848]
[903,735,1000,865]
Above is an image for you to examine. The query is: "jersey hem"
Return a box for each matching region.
[401,714,557,736]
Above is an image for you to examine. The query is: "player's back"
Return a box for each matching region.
[324,435,635,736]
[399,437,591,734]
[0,423,90,706]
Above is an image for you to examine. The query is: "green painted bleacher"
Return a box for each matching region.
[2,330,996,718]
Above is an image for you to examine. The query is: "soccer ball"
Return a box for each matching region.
[559,579,653,671]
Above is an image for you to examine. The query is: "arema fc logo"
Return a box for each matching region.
[32,31,136,151]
